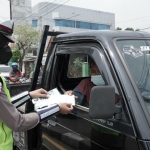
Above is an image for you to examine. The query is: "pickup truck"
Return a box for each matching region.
[13,26,150,150]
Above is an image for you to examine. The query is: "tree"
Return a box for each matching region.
[135,29,140,31]
[11,50,21,62]
[68,57,83,77]
[125,27,134,31]
[116,27,122,30]
[13,25,41,70]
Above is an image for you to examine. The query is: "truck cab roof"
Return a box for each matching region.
[54,30,150,42]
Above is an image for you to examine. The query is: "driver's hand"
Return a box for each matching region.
[64,90,74,95]
[64,90,78,99]
[58,103,73,114]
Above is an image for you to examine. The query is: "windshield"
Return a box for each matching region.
[116,39,150,114]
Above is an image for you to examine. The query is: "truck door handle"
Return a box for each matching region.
[47,116,57,127]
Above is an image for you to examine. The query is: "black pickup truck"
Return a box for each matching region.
[14,26,150,150]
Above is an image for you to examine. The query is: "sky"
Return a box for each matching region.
[1,0,150,32]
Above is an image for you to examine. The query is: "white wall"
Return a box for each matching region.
[32,2,115,32]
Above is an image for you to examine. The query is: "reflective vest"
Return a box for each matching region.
[0,74,13,150]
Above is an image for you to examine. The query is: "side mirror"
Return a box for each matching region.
[89,86,122,119]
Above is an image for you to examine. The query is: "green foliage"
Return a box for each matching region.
[116,27,122,30]
[14,25,41,49]
[11,50,21,62]
[125,27,134,31]
[116,27,140,31]
[13,25,41,70]
[135,29,140,31]
[73,57,83,69]
[68,57,83,77]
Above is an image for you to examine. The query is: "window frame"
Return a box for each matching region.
[43,41,135,136]
[32,19,38,28]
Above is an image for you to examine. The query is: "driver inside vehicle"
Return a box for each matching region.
[65,60,121,149]
[65,61,105,107]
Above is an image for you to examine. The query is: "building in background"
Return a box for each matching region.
[10,1,115,76]
[31,2,115,32]
[11,0,32,25]
[10,0,115,32]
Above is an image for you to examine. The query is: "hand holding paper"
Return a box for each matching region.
[58,103,73,114]
[34,95,75,110]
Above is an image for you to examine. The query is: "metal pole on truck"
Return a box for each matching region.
[8,0,12,20]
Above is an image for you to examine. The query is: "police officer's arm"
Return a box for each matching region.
[11,88,48,108]
[0,89,39,131]
[11,91,32,107]
[11,89,60,121]
[11,89,73,122]
[0,88,73,131]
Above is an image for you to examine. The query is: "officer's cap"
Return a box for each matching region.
[0,20,14,43]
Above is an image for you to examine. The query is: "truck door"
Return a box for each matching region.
[40,41,139,150]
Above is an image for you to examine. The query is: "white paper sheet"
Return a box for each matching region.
[34,95,75,110]
[48,88,61,95]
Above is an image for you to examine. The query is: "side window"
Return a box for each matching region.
[67,54,90,78]
[66,53,105,108]
[57,45,130,123]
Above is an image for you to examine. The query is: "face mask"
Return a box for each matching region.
[0,45,12,64]
[12,66,18,71]
[91,75,105,86]
[0,34,9,50]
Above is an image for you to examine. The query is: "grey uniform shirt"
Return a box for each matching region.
[0,88,39,132]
